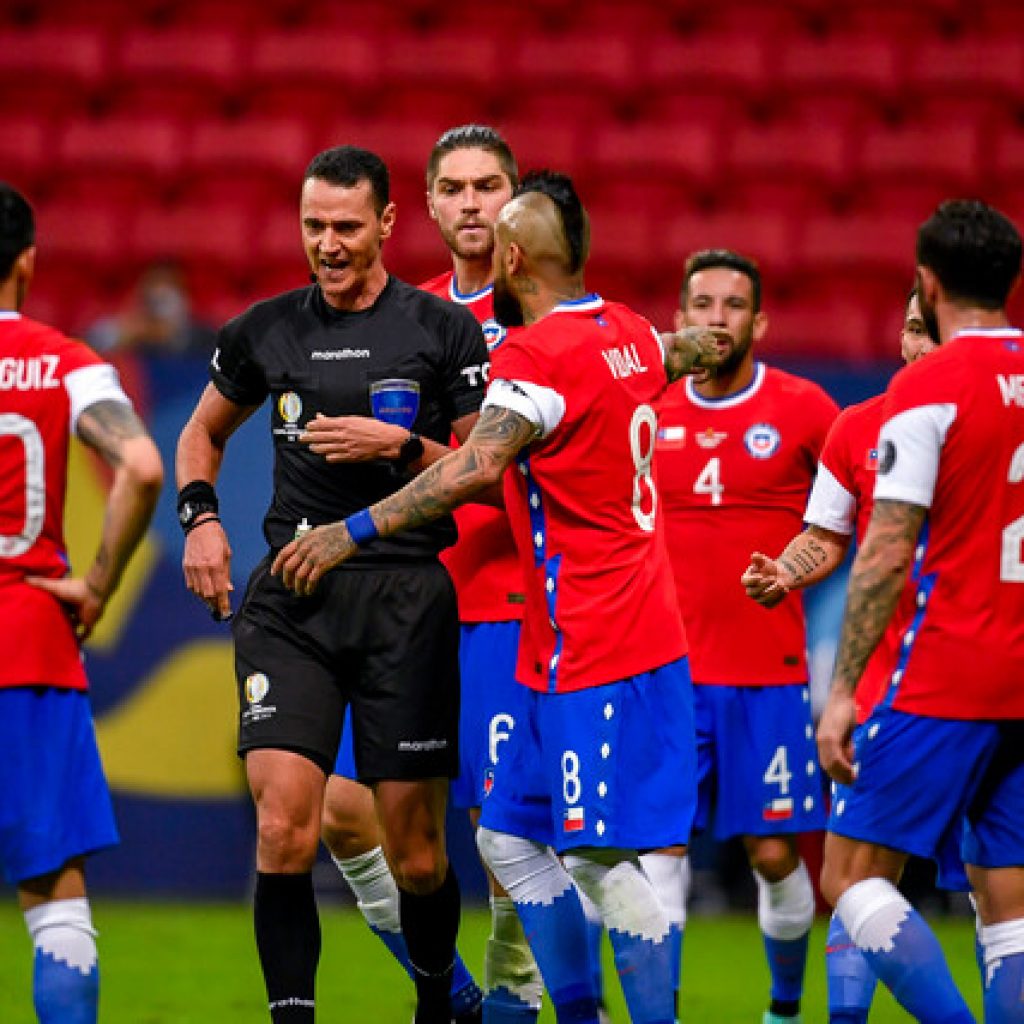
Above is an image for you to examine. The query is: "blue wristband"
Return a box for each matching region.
[344,509,379,547]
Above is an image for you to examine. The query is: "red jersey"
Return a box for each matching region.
[0,312,131,689]
[657,363,838,685]
[419,270,523,622]
[484,294,687,693]
[804,394,913,720]
[871,327,1024,719]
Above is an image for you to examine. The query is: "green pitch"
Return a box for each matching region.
[0,902,982,1022]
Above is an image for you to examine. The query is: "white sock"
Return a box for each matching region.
[640,851,688,933]
[754,860,816,941]
[836,877,911,952]
[486,896,543,1008]
[333,845,400,933]
[25,897,98,975]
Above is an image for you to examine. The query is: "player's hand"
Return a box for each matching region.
[741,551,791,608]
[300,414,407,463]
[662,326,732,383]
[272,522,357,596]
[182,517,234,621]
[817,690,858,785]
[25,575,106,641]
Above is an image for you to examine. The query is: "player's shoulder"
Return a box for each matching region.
[7,315,105,373]
[836,391,886,430]
[886,340,962,403]
[224,285,313,338]
[416,270,453,299]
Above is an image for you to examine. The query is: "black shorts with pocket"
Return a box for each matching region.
[232,555,460,780]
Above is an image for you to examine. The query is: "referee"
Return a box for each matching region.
[176,146,488,1024]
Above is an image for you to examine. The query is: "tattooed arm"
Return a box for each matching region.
[742,526,851,608]
[817,498,926,783]
[661,326,732,383]
[273,405,538,595]
[28,399,163,639]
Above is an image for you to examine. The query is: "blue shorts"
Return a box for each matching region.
[0,687,118,885]
[694,683,827,840]
[829,708,1024,876]
[479,658,697,854]
[450,621,528,810]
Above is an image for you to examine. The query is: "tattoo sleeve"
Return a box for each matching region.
[830,499,926,696]
[371,406,537,537]
[77,400,147,468]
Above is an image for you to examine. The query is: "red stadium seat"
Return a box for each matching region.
[109,28,245,118]
[761,297,876,364]
[587,208,659,287]
[858,122,981,195]
[660,211,798,280]
[725,122,852,197]
[184,117,312,206]
[246,30,379,123]
[497,121,585,177]
[589,122,718,194]
[642,33,768,100]
[0,27,109,117]
[379,28,502,94]
[774,36,901,107]
[33,198,124,269]
[56,116,184,203]
[0,119,49,194]
[905,37,1024,103]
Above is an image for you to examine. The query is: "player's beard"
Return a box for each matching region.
[708,327,754,378]
[916,275,942,344]
[442,220,494,262]
[493,273,525,328]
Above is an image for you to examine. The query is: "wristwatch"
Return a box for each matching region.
[178,500,218,531]
[394,431,424,470]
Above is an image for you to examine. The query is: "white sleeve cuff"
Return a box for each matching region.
[804,463,856,535]
[873,403,957,509]
[483,378,566,438]
[64,363,132,434]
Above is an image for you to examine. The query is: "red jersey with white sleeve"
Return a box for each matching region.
[482,294,687,693]
[657,363,838,685]
[804,394,912,720]
[419,271,523,622]
[0,313,132,689]
[871,327,1024,719]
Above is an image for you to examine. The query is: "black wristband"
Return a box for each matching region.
[394,432,424,470]
[178,480,220,533]
[182,513,221,536]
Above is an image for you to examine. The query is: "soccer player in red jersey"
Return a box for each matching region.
[656,249,840,1024]
[817,200,1024,1024]
[0,183,163,1024]
[273,172,725,1024]
[742,289,940,1024]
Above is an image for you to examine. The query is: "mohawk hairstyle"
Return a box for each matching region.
[515,170,590,275]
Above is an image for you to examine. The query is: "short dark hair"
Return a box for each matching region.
[682,248,762,311]
[916,199,1022,310]
[516,170,589,275]
[304,146,390,214]
[0,183,34,281]
[426,124,519,190]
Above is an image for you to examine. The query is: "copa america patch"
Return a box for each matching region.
[744,422,781,459]
[482,318,507,351]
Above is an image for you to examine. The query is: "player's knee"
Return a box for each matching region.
[389,845,447,895]
[819,858,849,908]
[321,800,379,860]
[255,811,320,872]
[746,836,799,881]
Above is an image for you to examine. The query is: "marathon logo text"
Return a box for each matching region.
[0,355,60,391]
[997,374,1024,407]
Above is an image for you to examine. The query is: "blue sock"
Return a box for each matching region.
[514,888,600,1024]
[33,948,98,1024]
[982,919,1024,1024]
[606,925,676,1024]
[483,987,541,1023]
[838,880,974,1024]
[584,911,604,1003]
[763,931,810,1005]
[26,899,100,1024]
[669,924,684,1010]
[369,926,481,1016]
[826,912,876,1024]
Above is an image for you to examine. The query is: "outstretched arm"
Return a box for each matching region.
[661,326,731,383]
[28,400,163,639]
[272,405,537,595]
[817,498,925,783]
[742,525,851,607]
[176,384,259,619]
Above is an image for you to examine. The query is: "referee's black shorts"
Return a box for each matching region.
[231,554,460,781]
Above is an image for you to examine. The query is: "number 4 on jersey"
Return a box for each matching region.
[694,456,724,506]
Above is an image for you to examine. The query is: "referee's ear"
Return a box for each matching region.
[379,202,397,242]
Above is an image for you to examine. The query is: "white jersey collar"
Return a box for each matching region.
[449,277,493,304]
[550,293,604,315]
[950,326,1023,341]
[0,311,22,320]
[685,361,766,409]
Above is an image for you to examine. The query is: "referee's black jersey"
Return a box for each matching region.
[210,277,489,562]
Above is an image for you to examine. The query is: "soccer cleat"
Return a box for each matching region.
[763,1013,802,1024]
